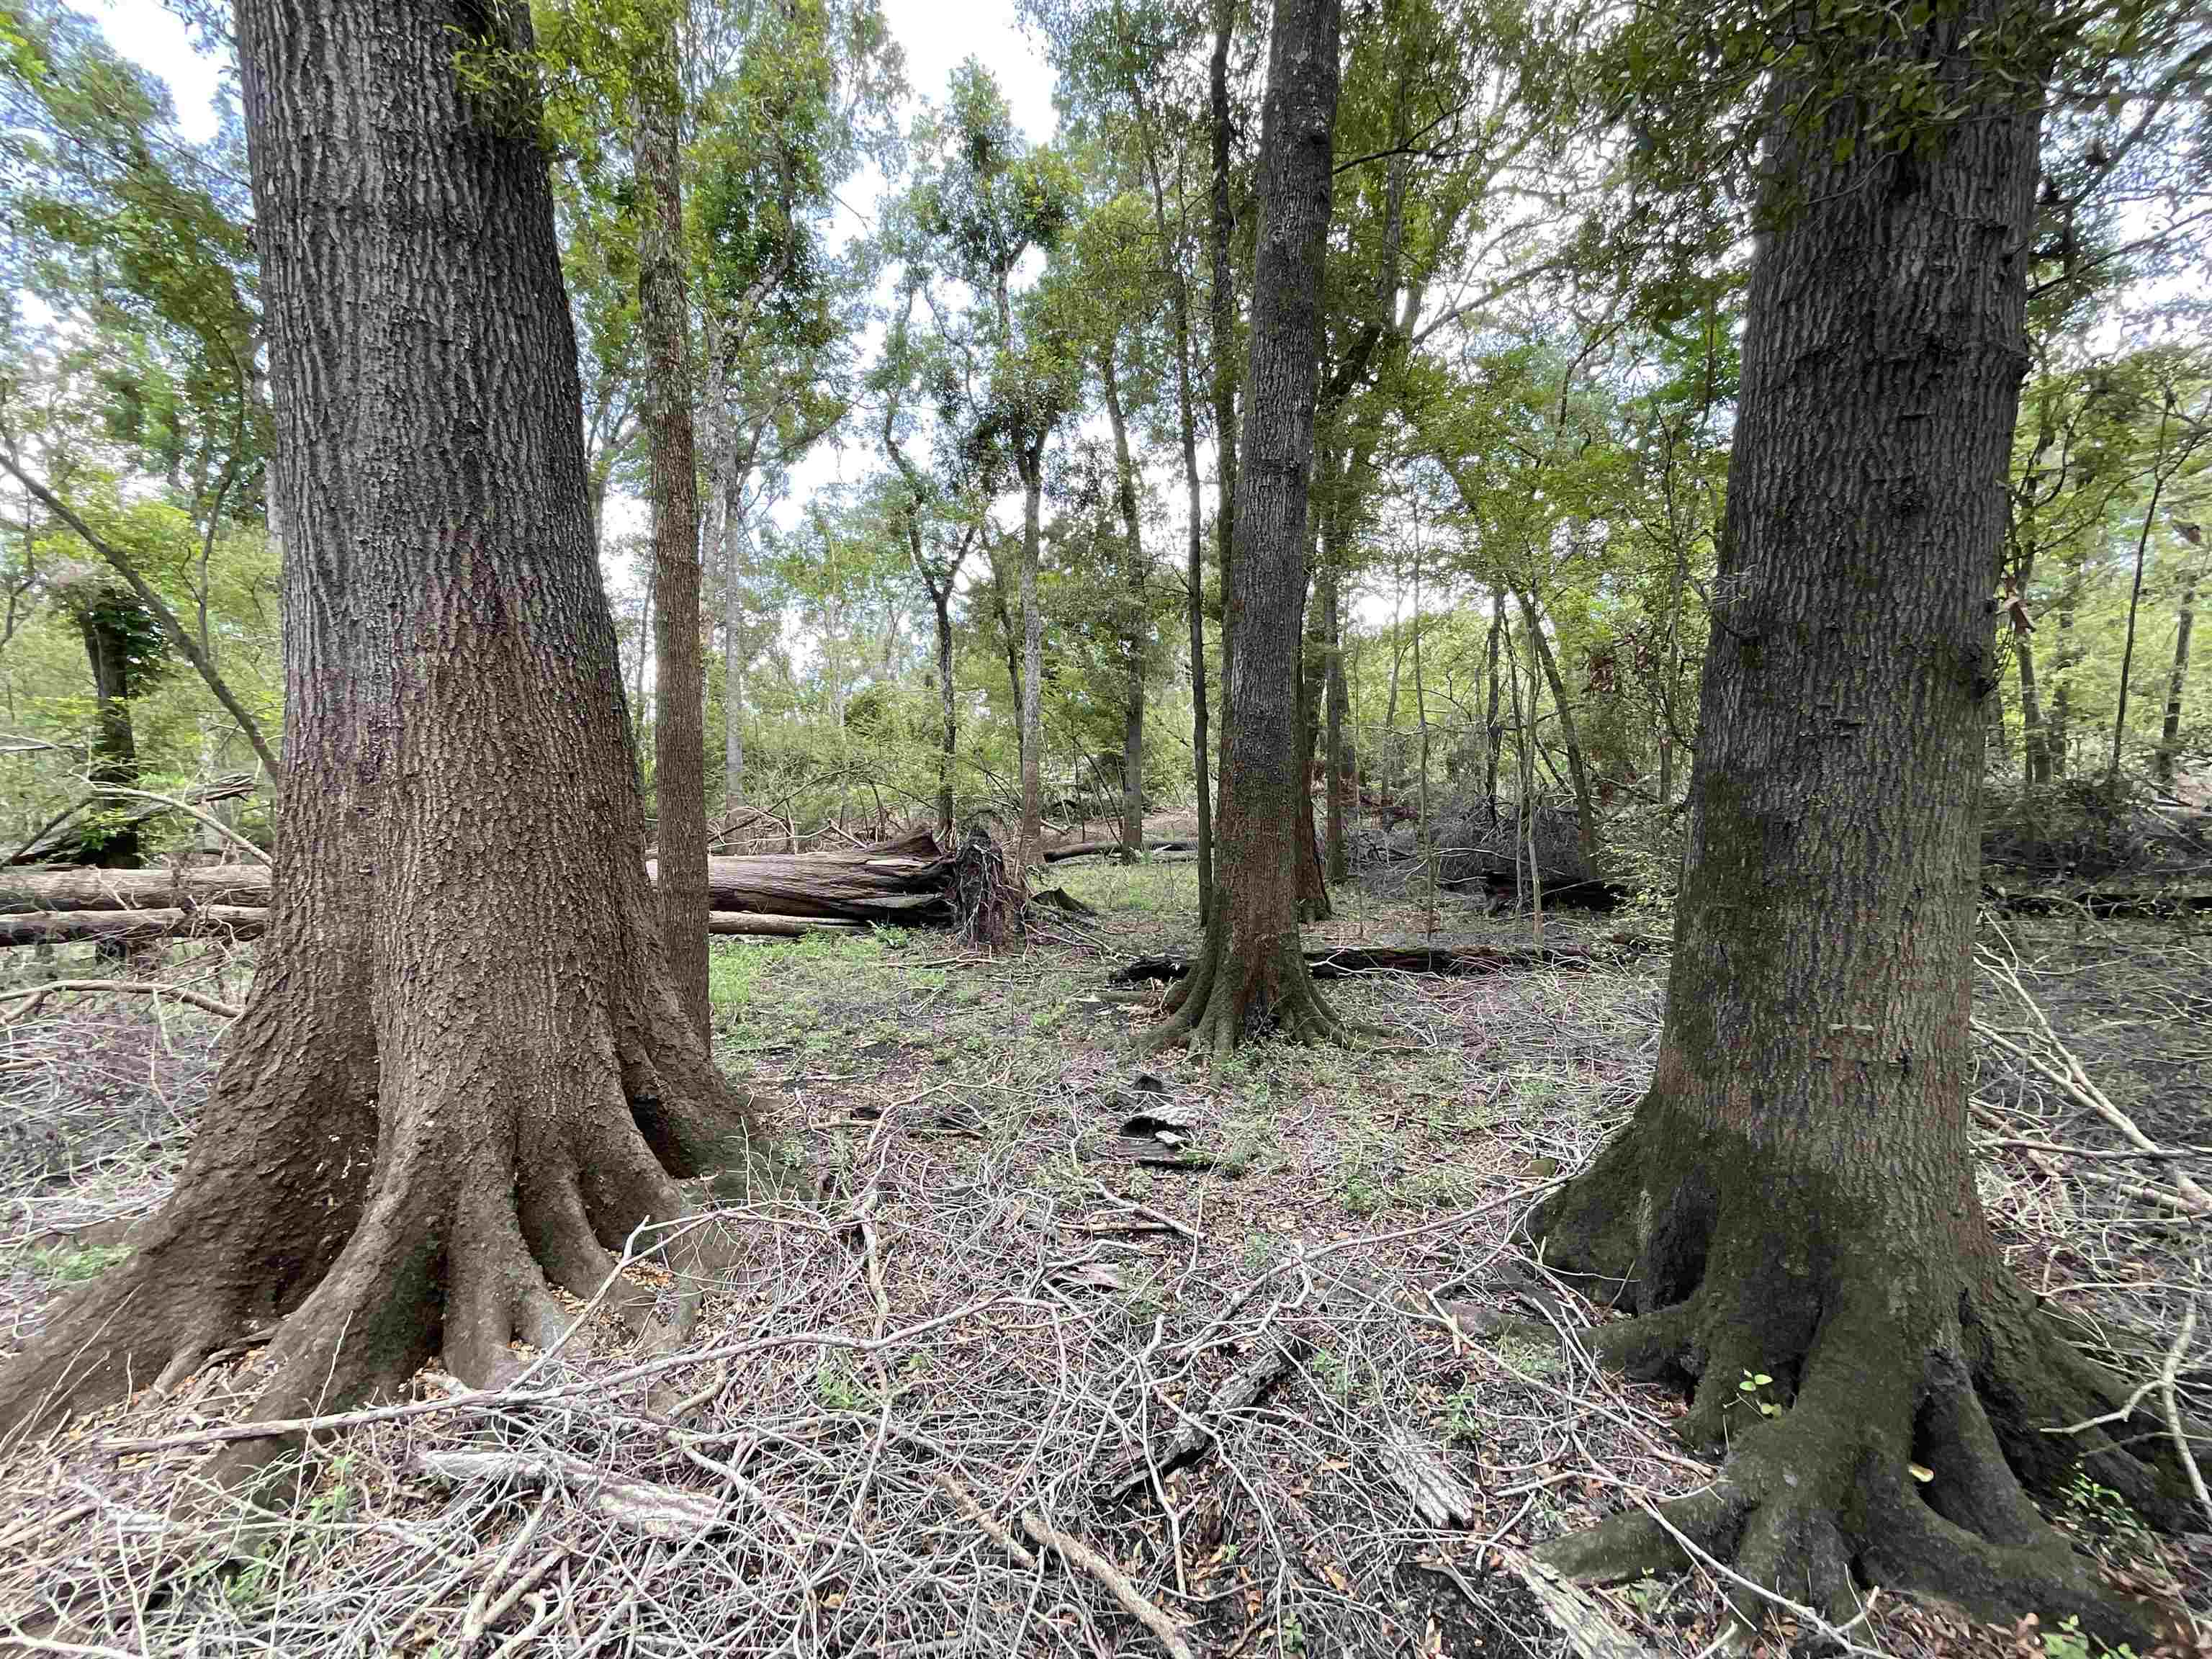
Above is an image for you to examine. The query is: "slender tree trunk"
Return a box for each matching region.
[2049,543,2079,777]
[2158,564,2198,785]
[1483,592,1505,823]
[721,464,750,817]
[1102,354,1148,865]
[0,0,783,1455]
[1019,444,1046,871]
[1153,0,1344,1056]
[931,587,957,836]
[2016,626,2051,787]
[2108,408,2172,787]
[1514,588,1601,874]
[632,41,709,1038]
[1324,562,1349,884]
[1295,562,1331,920]
[1529,19,2186,1640]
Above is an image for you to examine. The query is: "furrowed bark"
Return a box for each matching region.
[1526,12,2187,1644]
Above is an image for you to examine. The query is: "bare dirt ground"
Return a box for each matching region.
[0,858,2204,1658]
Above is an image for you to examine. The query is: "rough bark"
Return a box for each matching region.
[0,0,785,1460]
[632,33,710,1041]
[1525,22,2188,1645]
[1208,0,1239,786]
[1483,593,1505,821]
[930,588,958,835]
[1101,353,1148,867]
[1152,0,1344,1056]
[1295,565,1331,922]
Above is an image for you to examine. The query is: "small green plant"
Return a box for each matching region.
[1241,1230,1277,1274]
[2060,1473,2157,1575]
[1734,1370,1780,1417]
[1445,1384,1484,1444]
[33,1242,132,1282]
[814,1357,868,1414]
[1625,1577,1668,1619]
[1309,1347,1355,1401]
[1279,1609,1306,1654]
[2038,1613,2139,1659]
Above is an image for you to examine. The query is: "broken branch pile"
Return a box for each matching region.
[0,825,1028,948]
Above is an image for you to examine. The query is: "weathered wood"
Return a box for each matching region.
[0,907,267,948]
[706,912,863,937]
[1498,1548,1663,1659]
[1378,1425,1479,1527]
[1981,883,2212,918]
[1106,1332,1310,1501]
[1041,837,1195,863]
[415,1447,720,1539]
[0,864,274,915]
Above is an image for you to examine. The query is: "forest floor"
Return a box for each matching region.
[0,854,2206,1658]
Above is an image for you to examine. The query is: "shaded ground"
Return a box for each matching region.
[0,862,2203,1657]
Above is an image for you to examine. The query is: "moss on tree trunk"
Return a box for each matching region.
[1525,6,2193,1645]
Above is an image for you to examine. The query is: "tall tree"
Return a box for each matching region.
[0,0,783,1457]
[629,14,711,1038]
[1527,1,2193,1639]
[1151,0,1344,1053]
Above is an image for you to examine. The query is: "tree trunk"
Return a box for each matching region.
[1151,0,1344,1056]
[632,36,709,1040]
[2015,624,2051,787]
[1527,22,2188,1642]
[1483,592,1505,822]
[1208,0,1239,791]
[75,593,143,868]
[1323,562,1349,884]
[724,490,750,816]
[1018,444,1046,871]
[1295,564,1331,921]
[931,588,958,836]
[0,0,785,1460]
[1101,354,1148,866]
[2157,565,2198,784]
[1513,588,1601,874]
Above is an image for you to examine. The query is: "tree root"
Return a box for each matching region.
[1145,920,1364,1057]
[0,994,791,1493]
[1529,1166,2195,1650]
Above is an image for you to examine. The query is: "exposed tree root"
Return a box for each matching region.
[1528,1118,2198,1650]
[1143,916,1358,1057]
[0,977,791,1491]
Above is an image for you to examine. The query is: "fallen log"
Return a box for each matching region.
[1040,837,1195,863]
[0,906,268,948]
[3,830,1028,948]
[1111,938,1663,986]
[1981,884,2212,919]
[0,863,273,915]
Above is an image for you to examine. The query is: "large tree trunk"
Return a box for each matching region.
[1152,0,1344,1056]
[1208,0,1239,802]
[632,34,710,1040]
[1526,19,2188,1643]
[0,0,784,1460]
[1101,354,1147,866]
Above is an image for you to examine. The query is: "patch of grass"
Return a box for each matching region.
[33,1241,131,1282]
[1496,1328,1561,1379]
[1395,1164,1482,1209]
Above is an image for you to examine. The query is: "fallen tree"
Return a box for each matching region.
[1040,837,1197,863]
[1,827,1027,946]
[1112,937,1662,984]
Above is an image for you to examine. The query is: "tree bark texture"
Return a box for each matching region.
[1153,0,1344,1055]
[0,0,782,1457]
[632,37,711,1041]
[1102,353,1148,866]
[1526,19,2188,1643]
[1208,0,1240,783]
